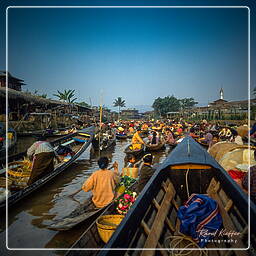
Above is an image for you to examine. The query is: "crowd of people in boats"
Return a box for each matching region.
[2,118,256,252]
[2,118,255,206]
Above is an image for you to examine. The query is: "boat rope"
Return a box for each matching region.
[164,234,208,256]
[185,168,190,198]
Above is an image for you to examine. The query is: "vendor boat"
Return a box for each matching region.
[124,144,145,156]
[0,126,95,212]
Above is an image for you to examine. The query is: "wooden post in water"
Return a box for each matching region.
[98,91,103,155]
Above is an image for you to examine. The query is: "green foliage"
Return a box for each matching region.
[253,87,256,99]
[152,95,198,117]
[113,97,126,108]
[152,95,180,117]
[179,98,198,110]
[53,89,77,103]
[76,101,90,108]
[113,97,126,118]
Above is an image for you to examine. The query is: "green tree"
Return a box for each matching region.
[113,97,126,120]
[179,98,198,110]
[253,87,256,99]
[53,89,77,103]
[152,95,180,117]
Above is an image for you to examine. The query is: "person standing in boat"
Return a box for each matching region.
[131,128,145,150]
[137,154,155,192]
[27,135,60,185]
[70,157,120,208]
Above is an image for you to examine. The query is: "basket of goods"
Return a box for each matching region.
[0,177,12,188]
[7,159,32,188]
[121,167,138,178]
[96,215,124,243]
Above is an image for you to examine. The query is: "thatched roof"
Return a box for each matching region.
[0,71,25,83]
[0,87,91,111]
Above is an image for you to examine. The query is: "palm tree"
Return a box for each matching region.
[53,89,77,103]
[253,87,256,99]
[113,97,126,120]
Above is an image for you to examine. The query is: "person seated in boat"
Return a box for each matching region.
[70,157,120,208]
[189,127,199,139]
[250,122,256,138]
[69,125,77,134]
[131,128,145,150]
[141,123,148,131]
[126,154,140,168]
[137,154,155,192]
[165,128,176,145]
[242,150,256,204]
[148,131,159,146]
[117,127,125,135]
[176,126,183,135]
[27,135,61,185]
[232,130,243,145]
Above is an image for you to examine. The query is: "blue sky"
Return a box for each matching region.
[0,1,254,111]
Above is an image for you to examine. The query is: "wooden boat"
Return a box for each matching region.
[127,133,134,139]
[92,129,116,151]
[100,136,256,254]
[73,132,92,143]
[116,133,128,140]
[124,144,145,156]
[0,126,95,212]
[0,127,17,157]
[68,136,255,255]
[145,138,165,152]
[48,181,137,231]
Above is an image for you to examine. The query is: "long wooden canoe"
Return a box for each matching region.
[49,181,137,231]
[124,144,145,156]
[67,136,256,255]
[145,140,165,151]
[0,126,95,212]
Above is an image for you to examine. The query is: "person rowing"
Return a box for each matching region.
[131,128,145,150]
[69,157,120,208]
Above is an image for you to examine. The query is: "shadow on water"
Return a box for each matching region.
[0,138,173,255]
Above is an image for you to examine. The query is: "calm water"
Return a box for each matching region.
[0,137,172,256]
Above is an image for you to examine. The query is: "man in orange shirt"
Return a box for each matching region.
[69,157,119,208]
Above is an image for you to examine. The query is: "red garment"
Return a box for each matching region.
[228,169,246,180]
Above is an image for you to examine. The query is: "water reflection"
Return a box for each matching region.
[1,138,172,254]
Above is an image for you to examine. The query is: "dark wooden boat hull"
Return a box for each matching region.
[145,141,165,151]
[0,126,95,212]
[116,134,127,140]
[67,137,256,255]
[50,182,137,232]
[48,197,107,231]
[124,144,145,156]
[98,137,256,254]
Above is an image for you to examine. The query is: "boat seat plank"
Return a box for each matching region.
[207,179,248,256]
[141,182,175,255]
[141,220,168,256]
[170,164,212,170]
[152,198,175,232]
